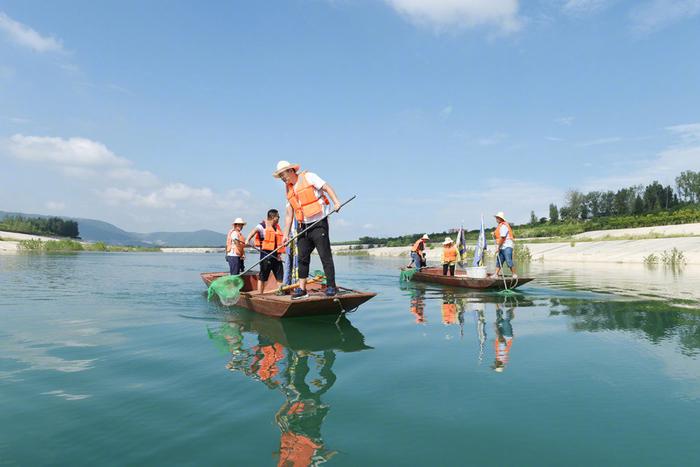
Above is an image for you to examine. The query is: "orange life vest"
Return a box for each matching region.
[442,246,458,263]
[255,222,286,254]
[286,171,330,223]
[279,432,321,467]
[494,337,513,366]
[493,221,515,244]
[228,229,245,256]
[411,239,425,253]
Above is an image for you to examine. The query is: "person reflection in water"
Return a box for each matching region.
[409,287,426,324]
[492,304,515,373]
[441,294,458,325]
[216,328,338,466]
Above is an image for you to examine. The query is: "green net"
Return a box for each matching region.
[208,274,245,306]
[400,268,416,282]
[313,269,326,285]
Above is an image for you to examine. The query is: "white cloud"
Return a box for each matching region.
[583,123,700,191]
[440,105,453,118]
[555,116,575,126]
[6,134,130,167]
[46,201,65,211]
[363,223,375,229]
[0,11,64,53]
[384,0,522,33]
[578,136,622,147]
[2,116,30,124]
[631,0,700,33]
[666,123,700,143]
[546,136,565,142]
[478,132,507,146]
[562,0,615,15]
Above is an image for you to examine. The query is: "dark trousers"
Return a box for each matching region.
[297,218,336,287]
[226,256,244,275]
[443,264,455,276]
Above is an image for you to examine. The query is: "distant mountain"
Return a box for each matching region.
[0,211,226,247]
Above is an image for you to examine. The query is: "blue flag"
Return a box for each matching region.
[472,215,488,267]
[456,225,468,267]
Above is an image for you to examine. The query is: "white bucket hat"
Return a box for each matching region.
[443,237,453,245]
[421,234,430,240]
[494,211,507,222]
[273,160,301,178]
[232,217,247,226]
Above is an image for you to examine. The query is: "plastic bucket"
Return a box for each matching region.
[465,266,487,279]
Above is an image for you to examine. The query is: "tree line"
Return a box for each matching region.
[538,170,700,224]
[0,215,80,238]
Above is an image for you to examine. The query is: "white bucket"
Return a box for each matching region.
[465,266,487,279]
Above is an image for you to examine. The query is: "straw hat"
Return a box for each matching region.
[494,211,507,222]
[273,160,301,178]
[232,217,247,226]
[443,237,453,245]
[421,234,430,240]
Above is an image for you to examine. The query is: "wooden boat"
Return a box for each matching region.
[406,267,533,290]
[201,271,376,318]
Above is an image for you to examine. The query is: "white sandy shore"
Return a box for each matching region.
[332,222,700,265]
[5,222,700,263]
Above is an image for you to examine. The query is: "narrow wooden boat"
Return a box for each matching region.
[201,271,376,318]
[406,267,533,290]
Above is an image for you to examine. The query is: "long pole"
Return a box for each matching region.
[238,195,356,276]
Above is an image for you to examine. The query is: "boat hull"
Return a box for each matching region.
[409,267,533,290]
[201,272,376,318]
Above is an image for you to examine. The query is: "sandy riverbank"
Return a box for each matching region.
[331,223,700,265]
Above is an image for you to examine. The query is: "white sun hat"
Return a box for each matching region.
[421,234,430,240]
[443,237,453,245]
[273,160,301,178]
[494,211,507,222]
[232,217,247,225]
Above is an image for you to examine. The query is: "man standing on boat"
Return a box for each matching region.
[273,161,342,299]
[411,235,429,271]
[246,209,285,294]
[225,218,246,275]
[493,211,518,279]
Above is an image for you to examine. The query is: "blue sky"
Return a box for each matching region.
[1,0,699,240]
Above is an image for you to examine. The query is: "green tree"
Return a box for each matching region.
[549,203,559,223]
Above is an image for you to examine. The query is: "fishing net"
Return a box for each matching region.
[208,274,245,306]
[400,268,416,282]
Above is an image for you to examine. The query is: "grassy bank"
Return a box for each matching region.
[18,239,161,252]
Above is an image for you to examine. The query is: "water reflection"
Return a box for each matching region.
[492,304,515,372]
[207,311,371,466]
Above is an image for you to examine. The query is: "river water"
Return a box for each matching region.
[1,253,699,466]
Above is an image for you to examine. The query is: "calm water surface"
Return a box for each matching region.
[1,253,700,466]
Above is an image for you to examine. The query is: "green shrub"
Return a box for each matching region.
[18,239,44,251]
[661,248,686,267]
[643,253,659,265]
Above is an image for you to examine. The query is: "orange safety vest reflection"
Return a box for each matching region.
[286,171,329,223]
[228,230,245,256]
[493,221,515,243]
[279,431,321,467]
[494,337,513,366]
[252,343,285,381]
[255,222,286,254]
[442,246,458,263]
[442,303,457,324]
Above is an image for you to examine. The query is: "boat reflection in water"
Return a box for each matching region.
[207,310,371,466]
[402,282,527,372]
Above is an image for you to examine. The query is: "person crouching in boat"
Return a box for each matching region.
[493,211,518,279]
[411,234,429,271]
[274,160,343,300]
[226,218,246,275]
[441,237,458,276]
[246,209,285,294]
